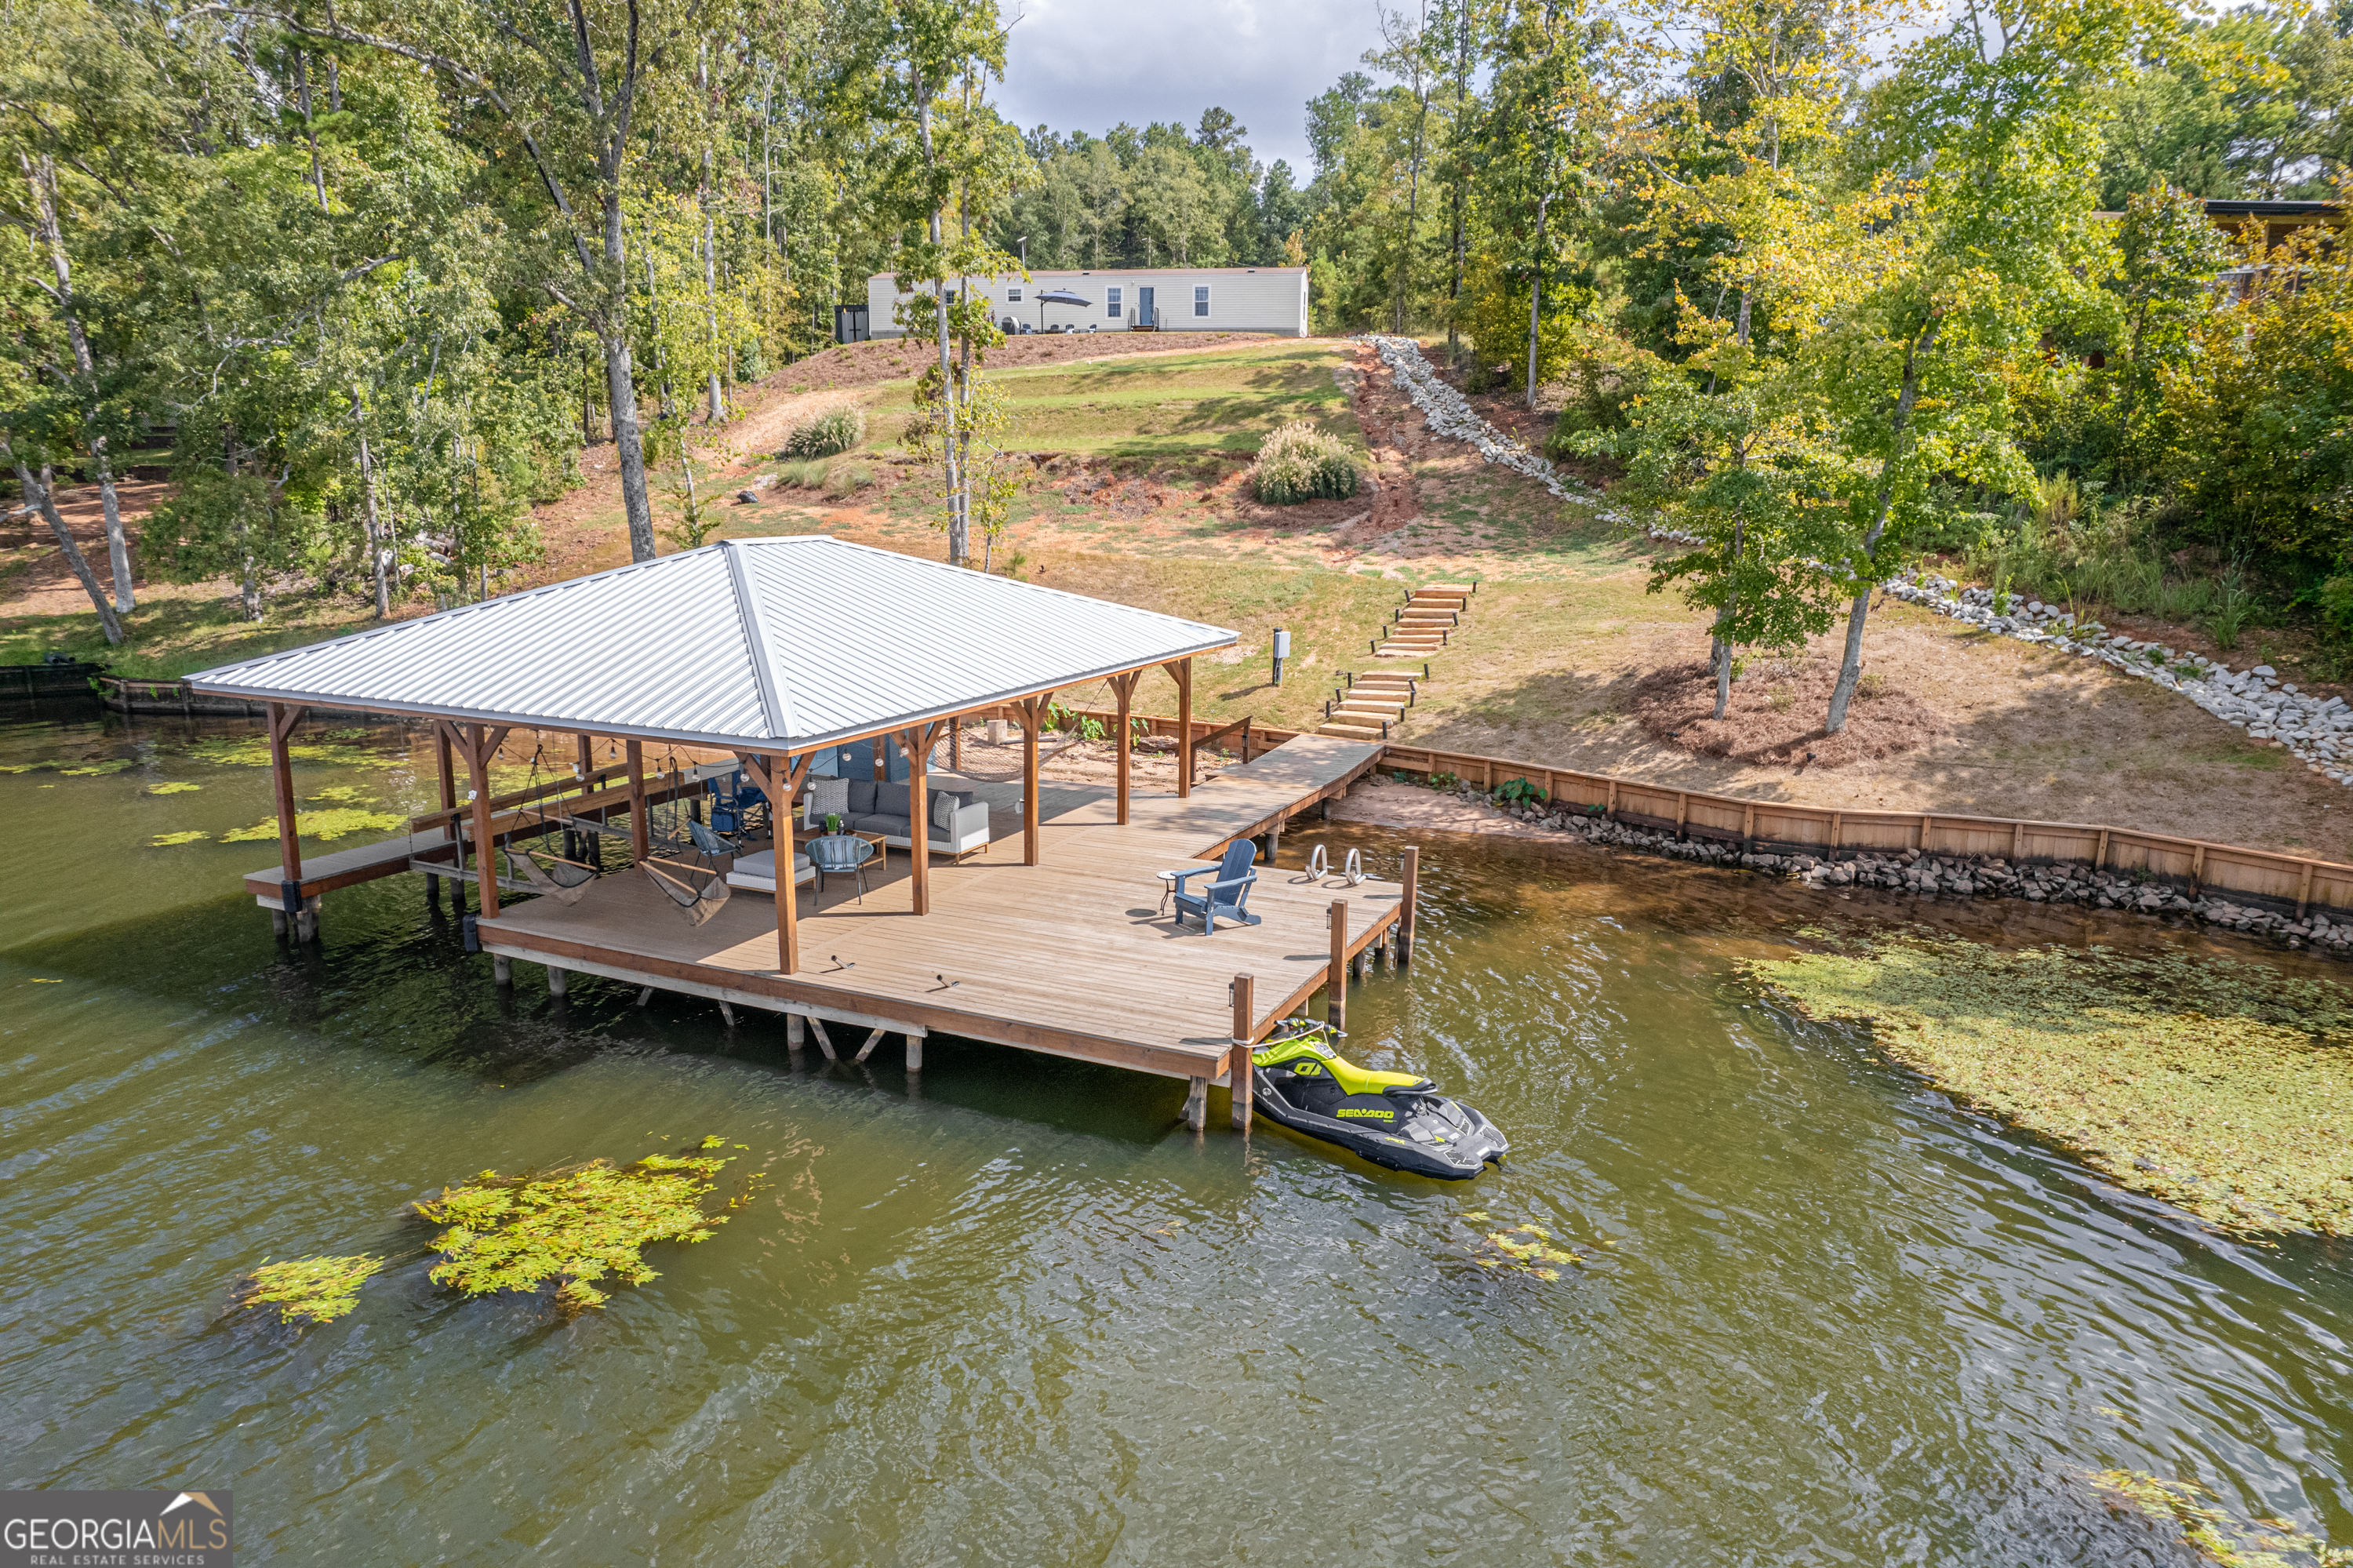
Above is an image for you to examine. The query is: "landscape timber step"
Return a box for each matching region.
[1315,722,1389,740]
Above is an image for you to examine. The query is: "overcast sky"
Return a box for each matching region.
[994,0,1389,174]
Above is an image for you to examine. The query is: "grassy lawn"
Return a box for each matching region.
[853,340,1362,462]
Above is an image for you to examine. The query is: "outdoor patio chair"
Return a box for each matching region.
[687,819,740,860]
[1168,841,1260,933]
[806,833,875,902]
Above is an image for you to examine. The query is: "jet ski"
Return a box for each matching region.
[1249,1019,1507,1180]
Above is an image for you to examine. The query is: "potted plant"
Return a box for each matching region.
[825,812,843,835]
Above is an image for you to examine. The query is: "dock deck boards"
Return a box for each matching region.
[482,734,1394,1079]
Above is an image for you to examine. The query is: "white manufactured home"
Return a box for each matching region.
[859,265,1309,339]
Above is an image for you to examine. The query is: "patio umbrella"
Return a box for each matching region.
[1035,288,1091,329]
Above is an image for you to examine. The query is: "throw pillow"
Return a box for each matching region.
[931,789,958,831]
[805,776,849,828]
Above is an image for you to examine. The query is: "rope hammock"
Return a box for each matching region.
[951,733,1081,784]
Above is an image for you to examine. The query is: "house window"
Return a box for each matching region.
[1106,286,1122,318]
[1007,287,1023,302]
[1194,285,1211,317]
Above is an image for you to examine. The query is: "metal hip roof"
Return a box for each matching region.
[187,536,1236,750]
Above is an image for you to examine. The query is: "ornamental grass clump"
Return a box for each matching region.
[1746,932,2353,1236]
[778,399,865,460]
[1250,420,1362,504]
[414,1135,743,1312]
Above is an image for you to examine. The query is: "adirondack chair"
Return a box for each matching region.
[1169,840,1260,933]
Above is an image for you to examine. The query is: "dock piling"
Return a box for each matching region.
[493,955,512,986]
[785,1012,805,1050]
[1398,846,1419,967]
[905,1033,922,1073]
[1326,900,1348,1033]
[1182,1076,1209,1132]
[547,965,568,999]
[1231,973,1254,1131]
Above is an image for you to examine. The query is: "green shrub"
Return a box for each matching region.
[1250,420,1362,504]
[823,462,874,497]
[780,402,865,460]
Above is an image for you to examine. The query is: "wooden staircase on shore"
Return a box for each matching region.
[1314,583,1477,740]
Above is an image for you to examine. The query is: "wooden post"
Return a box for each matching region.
[1742,802,1755,849]
[1231,973,1255,1131]
[1398,846,1419,967]
[949,714,963,772]
[1918,813,1931,852]
[464,723,507,920]
[906,721,940,916]
[1830,812,1844,853]
[435,726,458,815]
[736,751,807,975]
[2095,828,2111,870]
[906,1033,923,1073]
[1168,656,1194,799]
[1013,693,1053,866]
[2010,820,2024,861]
[2298,860,2315,918]
[625,739,650,862]
[2191,843,2206,896]
[266,702,305,901]
[1675,792,1689,839]
[1326,900,1348,1033]
[1110,669,1142,824]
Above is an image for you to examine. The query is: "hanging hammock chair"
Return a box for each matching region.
[637,754,732,925]
[503,746,598,904]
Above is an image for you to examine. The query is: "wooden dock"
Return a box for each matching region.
[480,735,1396,1086]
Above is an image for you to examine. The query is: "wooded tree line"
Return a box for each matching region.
[11,0,2353,707]
[1233,0,2353,724]
[1,0,1032,638]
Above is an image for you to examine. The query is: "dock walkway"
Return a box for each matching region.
[482,735,1395,1082]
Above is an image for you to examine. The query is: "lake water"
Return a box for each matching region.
[3,704,2348,1565]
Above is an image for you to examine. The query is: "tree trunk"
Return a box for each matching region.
[1826,327,1929,733]
[603,331,656,562]
[355,393,388,616]
[24,151,133,613]
[917,78,967,568]
[13,457,122,644]
[1713,518,1743,719]
[1525,191,1549,410]
[700,55,725,425]
[602,186,656,563]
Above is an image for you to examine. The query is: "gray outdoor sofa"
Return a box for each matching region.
[804,777,992,860]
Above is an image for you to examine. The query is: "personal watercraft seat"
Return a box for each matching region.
[1253,1035,1429,1096]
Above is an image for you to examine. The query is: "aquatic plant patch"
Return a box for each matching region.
[149,831,209,846]
[1747,933,2353,1235]
[190,736,401,770]
[147,781,202,795]
[238,1254,385,1326]
[59,759,134,776]
[2089,1468,2349,1566]
[415,1136,747,1312]
[1458,1212,1582,1279]
[222,808,405,842]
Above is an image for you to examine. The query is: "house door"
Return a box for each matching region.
[1135,286,1154,326]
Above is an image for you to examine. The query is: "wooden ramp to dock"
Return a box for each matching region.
[481,735,1395,1083]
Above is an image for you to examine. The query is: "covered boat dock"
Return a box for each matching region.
[187,537,1416,1127]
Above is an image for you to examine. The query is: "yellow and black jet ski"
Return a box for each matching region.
[1249,1020,1507,1180]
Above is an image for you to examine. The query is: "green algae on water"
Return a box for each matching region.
[222,808,404,842]
[239,1253,385,1326]
[190,736,401,770]
[2089,1468,2351,1566]
[149,830,209,846]
[147,781,202,795]
[415,1135,747,1312]
[1746,933,2353,1236]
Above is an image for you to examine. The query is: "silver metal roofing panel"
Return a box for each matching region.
[186,537,1238,750]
